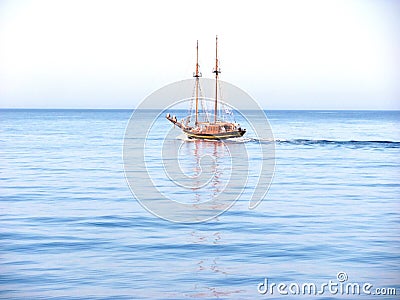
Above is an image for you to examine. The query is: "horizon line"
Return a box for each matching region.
[1,108,399,111]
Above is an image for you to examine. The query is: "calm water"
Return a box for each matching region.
[1,109,399,299]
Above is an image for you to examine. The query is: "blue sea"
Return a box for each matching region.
[1,109,399,299]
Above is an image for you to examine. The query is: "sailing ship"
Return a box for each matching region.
[166,36,246,140]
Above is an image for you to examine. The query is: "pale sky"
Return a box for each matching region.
[0,0,399,109]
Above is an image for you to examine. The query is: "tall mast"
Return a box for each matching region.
[193,40,201,125]
[212,35,220,124]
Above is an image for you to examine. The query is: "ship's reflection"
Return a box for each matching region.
[176,139,230,205]
[179,139,243,298]
[188,223,243,298]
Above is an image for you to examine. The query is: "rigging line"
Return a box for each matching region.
[218,79,223,121]
[198,84,210,123]
[186,81,197,125]
[218,80,235,123]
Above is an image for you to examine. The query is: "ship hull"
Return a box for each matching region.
[166,115,246,140]
[183,129,246,140]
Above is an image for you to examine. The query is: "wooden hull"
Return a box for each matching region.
[183,129,246,140]
[166,115,246,140]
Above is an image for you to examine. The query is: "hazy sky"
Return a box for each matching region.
[0,0,399,109]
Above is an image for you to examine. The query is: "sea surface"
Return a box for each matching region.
[1,109,399,299]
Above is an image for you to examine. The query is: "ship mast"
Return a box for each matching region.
[193,40,201,126]
[212,35,220,124]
